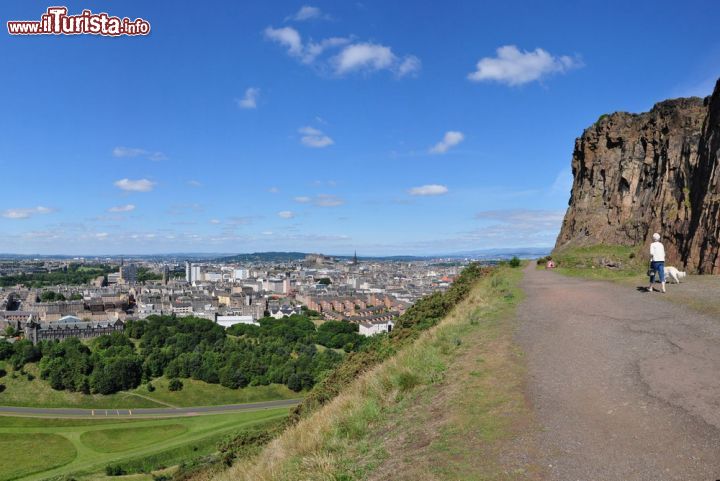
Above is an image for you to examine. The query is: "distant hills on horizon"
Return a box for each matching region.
[0,247,551,262]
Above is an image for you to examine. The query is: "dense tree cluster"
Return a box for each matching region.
[0,314,366,395]
[37,333,142,394]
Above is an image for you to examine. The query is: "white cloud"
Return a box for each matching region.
[314,194,344,206]
[2,206,54,219]
[264,26,418,77]
[108,204,135,213]
[475,209,564,225]
[278,210,295,219]
[187,180,203,187]
[286,5,329,22]
[468,45,581,86]
[236,87,260,109]
[113,146,167,161]
[209,219,221,224]
[334,43,394,74]
[294,196,311,203]
[264,26,303,56]
[397,55,422,78]
[429,131,465,154]
[114,178,156,192]
[299,126,334,148]
[303,37,350,64]
[408,184,449,196]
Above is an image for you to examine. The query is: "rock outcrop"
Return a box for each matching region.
[556,78,720,273]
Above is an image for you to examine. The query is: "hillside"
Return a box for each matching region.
[189,265,529,481]
[556,77,720,273]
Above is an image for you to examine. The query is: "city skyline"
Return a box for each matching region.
[2,1,719,255]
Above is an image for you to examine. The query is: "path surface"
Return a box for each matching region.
[515,265,720,480]
[0,398,300,417]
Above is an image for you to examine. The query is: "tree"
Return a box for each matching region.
[509,256,521,268]
[168,378,183,391]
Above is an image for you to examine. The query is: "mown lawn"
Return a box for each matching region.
[0,433,76,480]
[79,423,188,453]
[0,408,290,481]
[132,377,301,407]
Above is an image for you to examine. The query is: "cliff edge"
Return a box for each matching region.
[556,78,720,273]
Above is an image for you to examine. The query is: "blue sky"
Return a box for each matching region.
[1,0,719,255]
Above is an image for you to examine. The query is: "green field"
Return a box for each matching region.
[0,409,290,481]
[0,433,77,480]
[0,363,299,409]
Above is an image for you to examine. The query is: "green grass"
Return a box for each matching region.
[0,363,158,409]
[132,378,300,407]
[0,409,290,481]
[0,364,300,409]
[550,244,645,280]
[80,424,188,453]
[0,433,76,480]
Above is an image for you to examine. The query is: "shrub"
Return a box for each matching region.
[146,382,155,392]
[26,373,35,381]
[168,378,183,391]
[0,368,6,378]
[105,465,126,476]
[509,256,521,268]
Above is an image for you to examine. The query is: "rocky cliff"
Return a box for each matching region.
[556,78,720,273]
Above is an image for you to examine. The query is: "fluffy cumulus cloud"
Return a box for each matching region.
[108,204,135,213]
[264,26,303,56]
[430,131,465,154]
[236,87,260,109]
[408,184,449,196]
[264,25,419,77]
[333,43,420,77]
[468,45,581,86]
[278,210,295,219]
[114,178,156,192]
[299,126,334,148]
[112,146,167,161]
[2,206,54,219]
[286,5,329,22]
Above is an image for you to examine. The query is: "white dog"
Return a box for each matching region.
[665,266,687,284]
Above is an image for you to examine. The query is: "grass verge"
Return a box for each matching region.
[549,244,645,281]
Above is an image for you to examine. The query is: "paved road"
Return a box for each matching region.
[515,265,720,481]
[0,398,301,417]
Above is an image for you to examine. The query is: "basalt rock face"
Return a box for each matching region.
[556,78,720,273]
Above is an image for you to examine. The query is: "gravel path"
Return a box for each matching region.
[516,264,720,481]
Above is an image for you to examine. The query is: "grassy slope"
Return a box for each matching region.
[207,266,533,481]
[0,363,298,409]
[0,433,76,481]
[549,244,645,281]
[0,409,289,481]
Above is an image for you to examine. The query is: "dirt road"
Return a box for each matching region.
[516,265,720,480]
